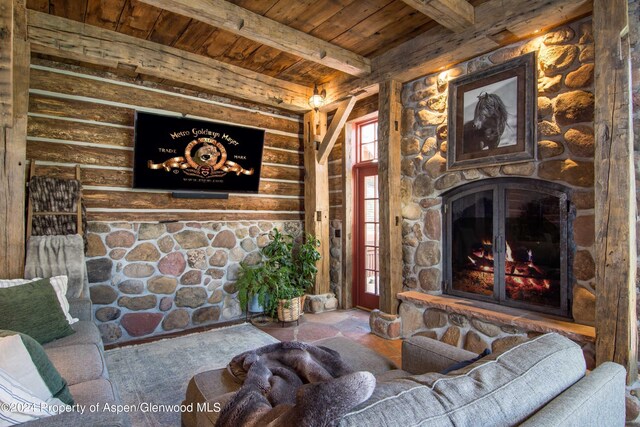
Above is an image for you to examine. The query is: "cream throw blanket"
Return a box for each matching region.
[24,234,89,299]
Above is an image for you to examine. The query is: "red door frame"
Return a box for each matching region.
[353,162,379,310]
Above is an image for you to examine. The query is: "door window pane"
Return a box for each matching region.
[361,122,375,143]
[356,120,378,162]
[365,270,377,294]
[365,176,376,198]
[361,143,375,161]
[365,200,375,222]
[365,223,376,245]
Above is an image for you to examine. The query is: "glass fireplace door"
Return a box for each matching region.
[503,187,567,311]
[444,179,570,317]
[450,187,498,299]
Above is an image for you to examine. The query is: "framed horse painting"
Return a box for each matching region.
[447,52,537,170]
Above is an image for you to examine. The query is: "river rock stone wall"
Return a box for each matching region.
[85,220,302,343]
[329,220,342,304]
[400,18,596,327]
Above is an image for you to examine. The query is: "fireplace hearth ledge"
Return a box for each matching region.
[398,291,595,344]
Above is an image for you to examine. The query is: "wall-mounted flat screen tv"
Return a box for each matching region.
[133,112,265,194]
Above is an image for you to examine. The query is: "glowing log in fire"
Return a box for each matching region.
[461,238,558,304]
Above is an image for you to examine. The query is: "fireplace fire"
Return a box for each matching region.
[459,240,559,307]
[443,179,571,317]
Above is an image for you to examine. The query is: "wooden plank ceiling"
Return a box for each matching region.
[24,0,593,111]
[25,0,488,89]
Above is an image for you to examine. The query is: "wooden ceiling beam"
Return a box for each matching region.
[323,0,592,107]
[400,0,474,32]
[138,0,371,77]
[316,96,356,165]
[26,10,312,111]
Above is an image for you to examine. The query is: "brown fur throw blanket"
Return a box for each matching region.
[216,341,376,427]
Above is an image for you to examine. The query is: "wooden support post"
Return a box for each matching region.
[304,109,330,295]
[377,80,403,314]
[593,0,638,385]
[0,0,29,279]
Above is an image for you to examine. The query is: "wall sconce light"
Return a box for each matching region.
[309,84,326,111]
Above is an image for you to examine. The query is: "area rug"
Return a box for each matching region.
[104,323,279,427]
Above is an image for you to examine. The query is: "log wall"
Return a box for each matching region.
[26,59,304,222]
[23,58,307,344]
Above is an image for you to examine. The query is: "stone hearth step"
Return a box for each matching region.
[397,291,595,344]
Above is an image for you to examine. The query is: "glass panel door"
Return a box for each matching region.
[355,163,379,309]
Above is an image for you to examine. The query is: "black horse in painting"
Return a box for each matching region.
[463,92,509,153]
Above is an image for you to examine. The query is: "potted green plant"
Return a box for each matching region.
[236,262,270,313]
[235,228,320,323]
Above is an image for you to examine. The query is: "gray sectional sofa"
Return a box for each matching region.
[341,333,625,426]
[184,332,626,426]
[23,298,129,427]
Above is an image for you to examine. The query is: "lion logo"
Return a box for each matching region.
[193,143,220,166]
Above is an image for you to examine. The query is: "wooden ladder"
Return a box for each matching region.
[26,162,83,238]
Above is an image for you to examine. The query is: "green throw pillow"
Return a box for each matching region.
[0,330,74,406]
[0,278,75,344]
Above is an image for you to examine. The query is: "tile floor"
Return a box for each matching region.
[254,308,403,368]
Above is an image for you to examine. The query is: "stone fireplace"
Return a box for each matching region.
[367,18,597,355]
[443,178,572,317]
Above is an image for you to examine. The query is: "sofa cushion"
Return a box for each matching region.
[67,298,92,323]
[43,321,103,350]
[0,368,69,425]
[0,278,75,344]
[68,378,119,405]
[402,336,478,374]
[375,369,413,382]
[0,331,74,406]
[46,344,107,386]
[339,333,586,427]
[315,336,397,375]
[441,348,491,374]
[0,276,78,324]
